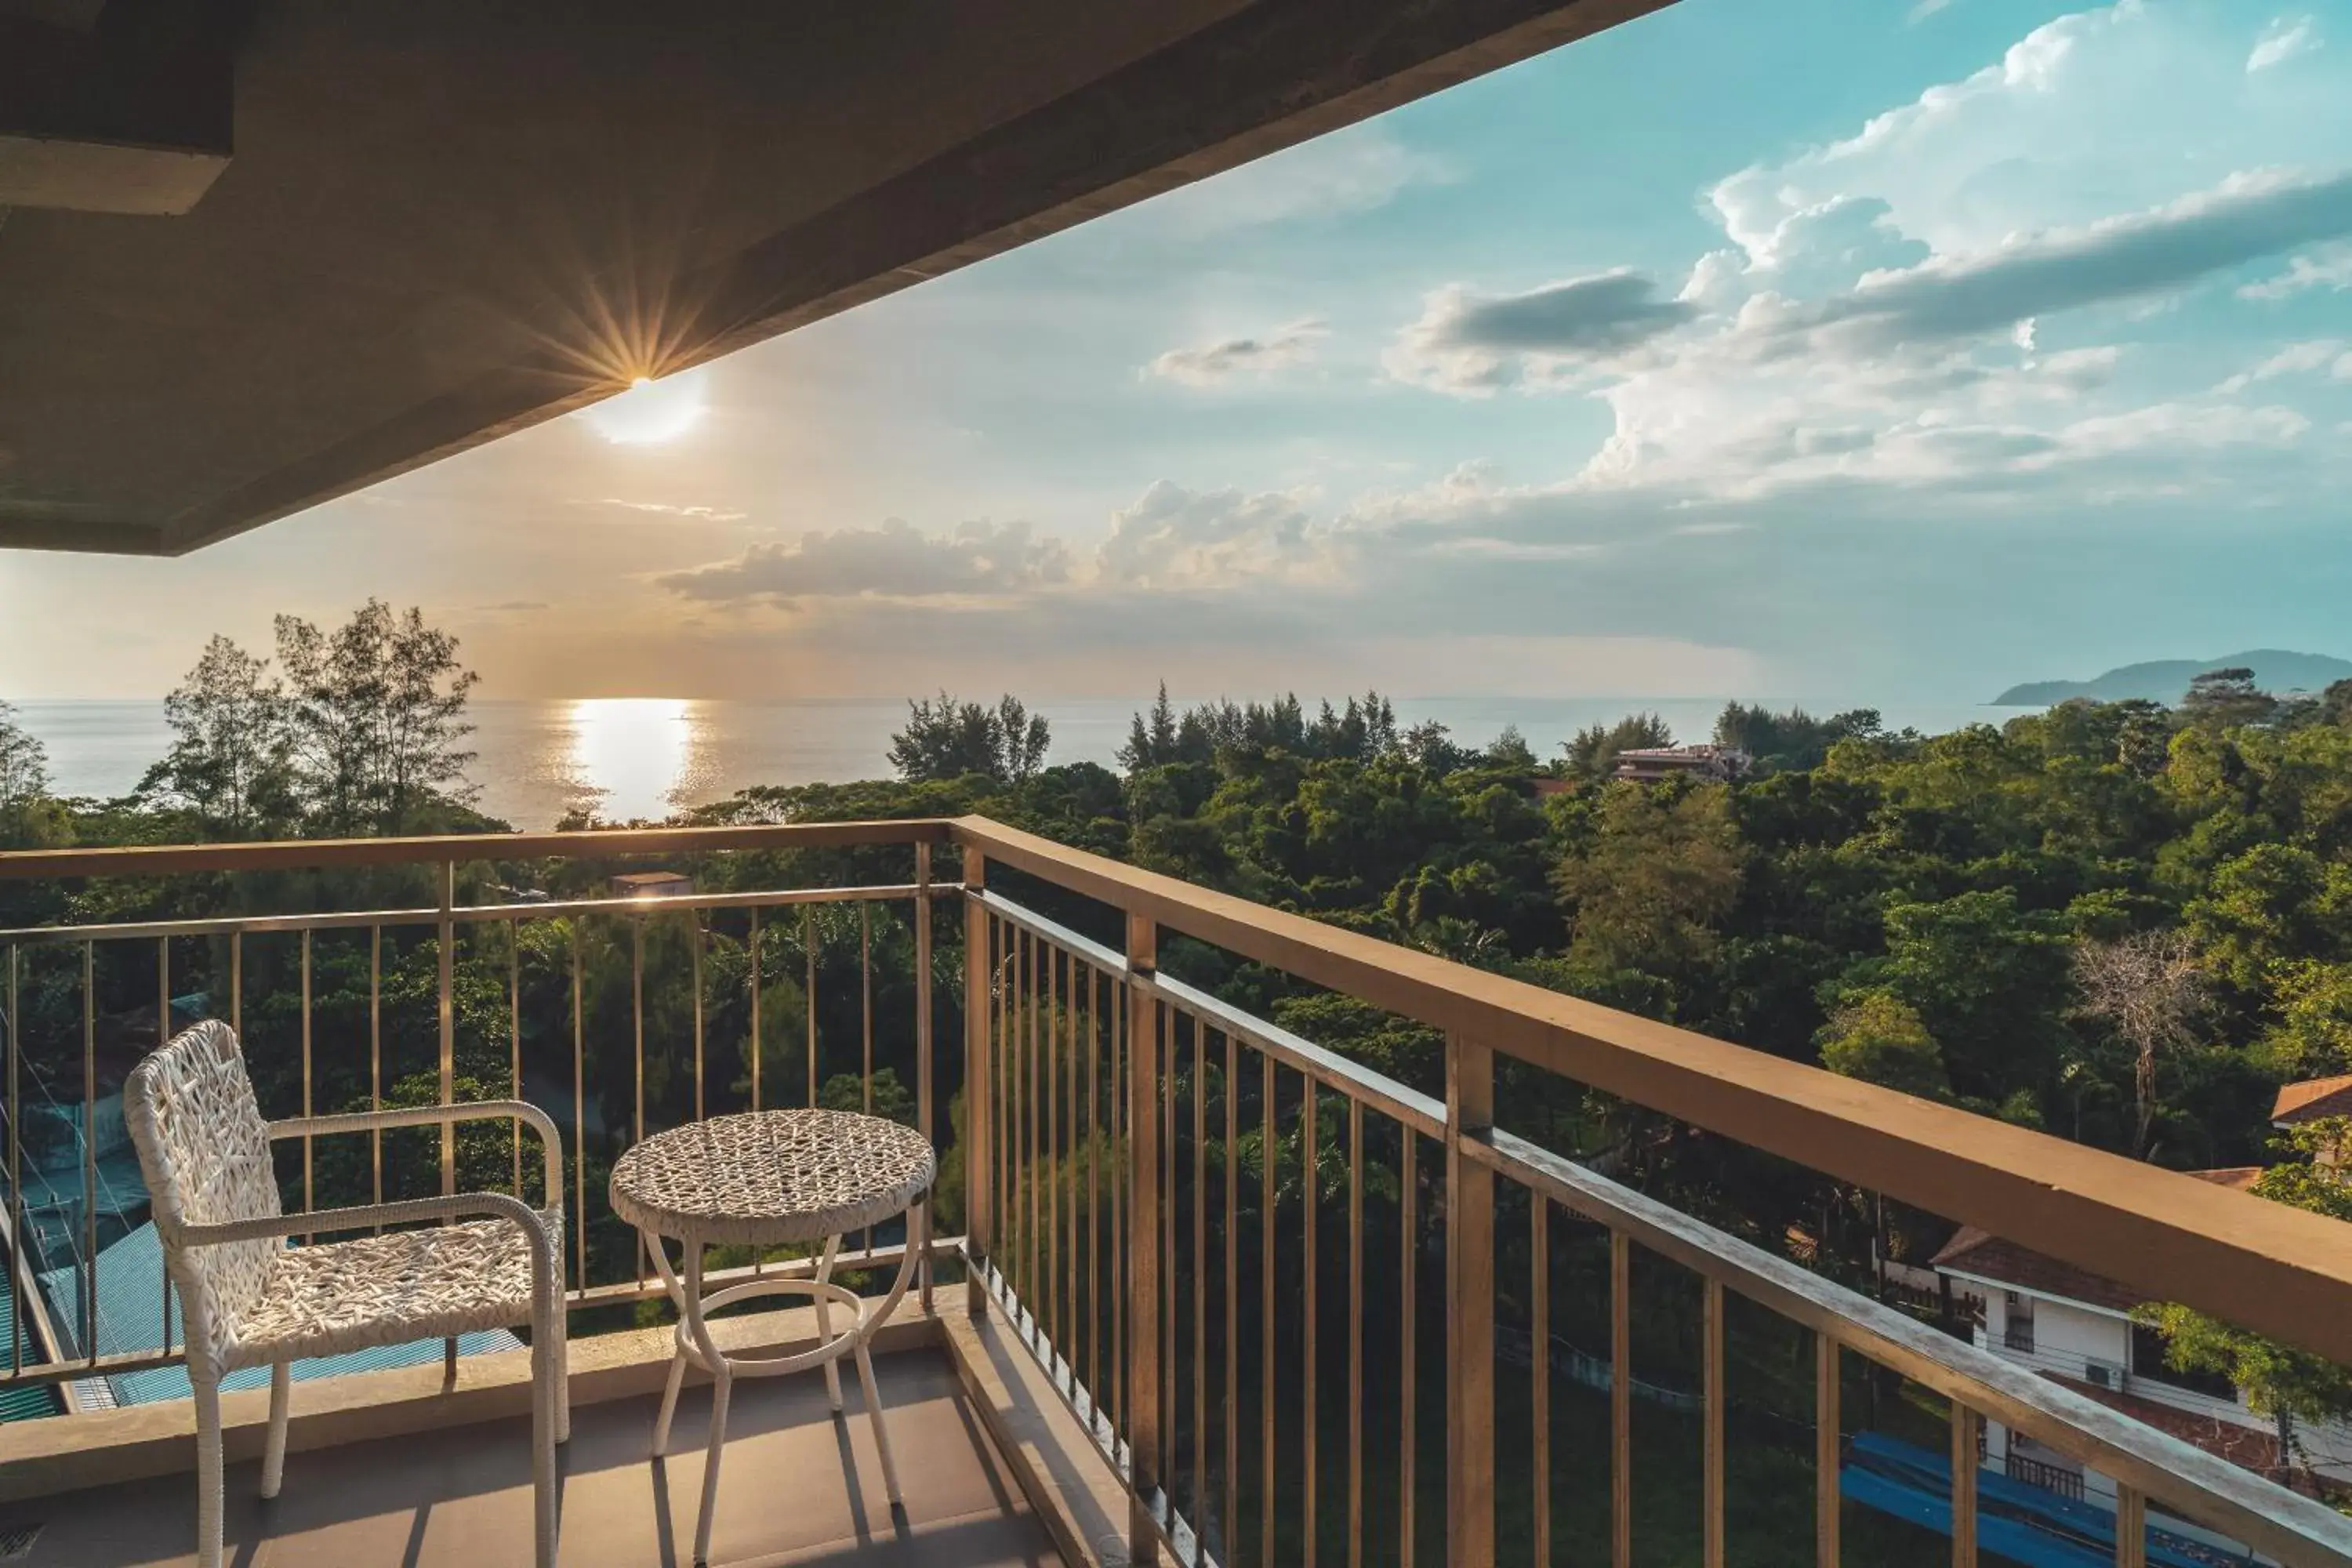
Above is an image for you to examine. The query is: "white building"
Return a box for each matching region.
[1933,1160,2352,1502]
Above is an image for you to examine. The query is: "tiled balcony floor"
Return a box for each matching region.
[1,1348,1057,1567]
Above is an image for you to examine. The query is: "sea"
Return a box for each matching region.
[13,695,2013,831]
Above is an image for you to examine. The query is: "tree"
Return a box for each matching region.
[2071,930,2209,1156]
[1817,991,1950,1099]
[0,702,53,844]
[275,600,479,834]
[1562,713,1674,782]
[887,692,1051,785]
[1555,782,1744,975]
[141,634,297,838]
[2136,1117,2352,1475]
[2183,667,2278,731]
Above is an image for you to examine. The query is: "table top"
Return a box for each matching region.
[608,1109,935,1246]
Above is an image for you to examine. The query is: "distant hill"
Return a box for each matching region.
[1992,650,2352,707]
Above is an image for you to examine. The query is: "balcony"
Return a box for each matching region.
[2,818,2350,1567]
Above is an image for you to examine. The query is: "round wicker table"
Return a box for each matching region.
[610,1109,935,1566]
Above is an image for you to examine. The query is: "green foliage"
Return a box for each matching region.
[277,599,480,834]
[2137,1119,2352,1446]
[1560,711,1673,782]
[1817,991,1948,1100]
[887,691,1051,784]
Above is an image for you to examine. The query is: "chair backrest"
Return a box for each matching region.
[124,1019,281,1373]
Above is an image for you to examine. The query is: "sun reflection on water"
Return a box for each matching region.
[563,699,706,822]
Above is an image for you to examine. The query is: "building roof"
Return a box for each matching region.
[1931,1168,2267,1312]
[2273,1074,2352,1125]
[2,0,1668,557]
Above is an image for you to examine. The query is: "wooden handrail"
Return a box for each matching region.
[950,815,2352,1367]
[0,818,949,880]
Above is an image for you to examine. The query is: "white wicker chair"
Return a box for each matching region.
[125,1020,569,1568]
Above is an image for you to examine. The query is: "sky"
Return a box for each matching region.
[5,0,2351,706]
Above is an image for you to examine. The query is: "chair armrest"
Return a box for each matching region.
[180,1191,556,1268]
[269,1100,564,1214]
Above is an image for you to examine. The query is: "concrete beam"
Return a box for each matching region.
[149,0,1668,556]
[0,1,237,215]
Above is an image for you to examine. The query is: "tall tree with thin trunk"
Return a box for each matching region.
[2072,929,2209,1158]
[275,601,478,835]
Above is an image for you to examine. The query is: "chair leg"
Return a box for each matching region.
[532,1322,559,1568]
[554,1298,572,1446]
[194,1372,225,1568]
[260,1362,291,1499]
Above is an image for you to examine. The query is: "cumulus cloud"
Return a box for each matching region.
[1146,320,1327,386]
[1385,272,1696,394]
[2249,15,2321,71]
[660,518,1068,604]
[1096,481,1338,587]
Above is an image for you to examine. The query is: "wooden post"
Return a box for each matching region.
[1446,1033,1495,1568]
[1126,910,1163,1566]
[916,842,935,1312]
[963,851,991,1319]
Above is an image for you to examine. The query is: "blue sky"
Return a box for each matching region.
[8,0,2350,704]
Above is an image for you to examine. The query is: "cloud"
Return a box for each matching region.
[2216,339,2348,392]
[2240,240,2352,298]
[477,600,550,614]
[2249,15,2321,71]
[1908,0,1956,20]
[1145,320,1327,386]
[660,518,1069,604]
[1385,272,1697,394]
[577,498,749,521]
[1774,170,2352,355]
[1096,481,1338,588]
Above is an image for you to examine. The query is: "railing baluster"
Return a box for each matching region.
[1025,929,1038,1310]
[1817,1334,1841,1568]
[230,928,241,1036]
[1303,1073,1318,1568]
[632,916,646,1145]
[81,940,96,1366]
[693,912,706,1124]
[1445,1033,1495,1568]
[1951,1403,1978,1567]
[861,902,873,1257]
[1224,1025,1238,1563]
[1704,1278,1726,1568]
[2114,1483,2145,1567]
[804,904,817,1110]
[1399,1126,1417,1568]
[572,921,586,1293]
[158,936,172,1352]
[999,920,1011,1306]
[370,924,383,1212]
[1090,964,1102,1411]
[1068,953,1080,1381]
[915,842,933,1312]
[960,857,989,1318]
[1532,1192,1549,1568]
[1126,912,1163,1566]
[1261,1051,1276,1568]
[437,860,456,1200]
[1193,1018,1208,1537]
[511,921,524,1198]
[301,929,314,1230]
[1161,999,1175,1512]
[750,906,763,1116]
[1612,1228,1632,1568]
[1348,1097,1364,1568]
[5,942,18,1375]
[1112,961,1125,1436]
[1054,945,1063,1354]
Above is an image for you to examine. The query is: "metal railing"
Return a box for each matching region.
[2007,1450,2089,1502]
[952,817,2352,1568]
[0,820,956,1398]
[5,817,2352,1566]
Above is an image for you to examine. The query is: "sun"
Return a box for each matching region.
[579,367,710,445]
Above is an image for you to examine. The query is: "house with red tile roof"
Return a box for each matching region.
[1931,1167,2352,1507]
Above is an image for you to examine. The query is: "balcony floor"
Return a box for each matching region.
[0,1347,1057,1567]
